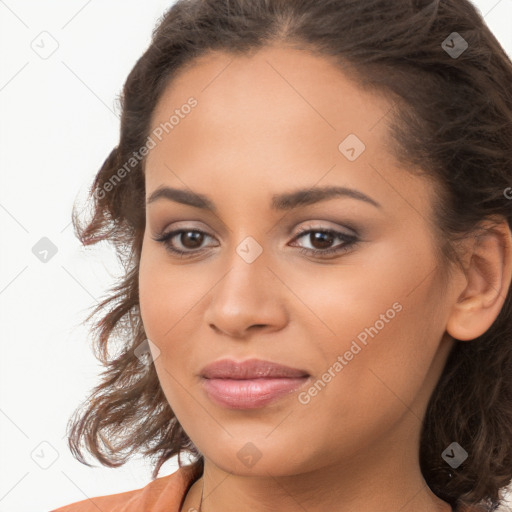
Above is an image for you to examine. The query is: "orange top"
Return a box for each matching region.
[50,464,200,512]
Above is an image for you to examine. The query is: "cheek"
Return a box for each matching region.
[293,297,440,462]
[294,240,443,416]
[138,246,204,341]
[138,254,192,411]
[138,248,217,395]
[139,252,166,341]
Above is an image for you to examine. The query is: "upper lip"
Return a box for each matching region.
[200,358,310,379]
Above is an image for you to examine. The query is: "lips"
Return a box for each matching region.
[199,358,311,409]
[200,358,310,379]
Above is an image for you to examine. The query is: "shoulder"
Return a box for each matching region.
[50,464,200,512]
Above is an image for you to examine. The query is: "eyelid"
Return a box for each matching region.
[152,220,217,238]
[291,221,358,237]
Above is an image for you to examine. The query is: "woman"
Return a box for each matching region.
[51,0,512,511]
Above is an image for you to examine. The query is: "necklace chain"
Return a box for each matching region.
[197,478,204,512]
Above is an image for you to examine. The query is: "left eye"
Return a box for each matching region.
[152,227,359,258]
[290,227,359,257]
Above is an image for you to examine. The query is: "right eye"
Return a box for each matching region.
[152,229,219,257]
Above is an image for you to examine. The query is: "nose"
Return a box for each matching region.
[203,250,288,339]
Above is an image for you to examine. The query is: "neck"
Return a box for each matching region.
[182,420,453,512]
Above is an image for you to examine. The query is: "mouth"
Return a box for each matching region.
[199,358,311,409]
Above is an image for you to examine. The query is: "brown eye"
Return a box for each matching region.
[179,230,205,249]
[290,227,359,258]
[308,231,335,250]
[153,228,217,256]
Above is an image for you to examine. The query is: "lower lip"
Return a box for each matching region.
[201,377,310,409]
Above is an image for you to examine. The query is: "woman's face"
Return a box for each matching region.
[139,45,460,478]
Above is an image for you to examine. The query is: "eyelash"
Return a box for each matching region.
[152,225,359,259]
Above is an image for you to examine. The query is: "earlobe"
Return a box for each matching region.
[446,217,512,342]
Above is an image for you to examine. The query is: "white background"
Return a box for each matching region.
[0,1,511,511]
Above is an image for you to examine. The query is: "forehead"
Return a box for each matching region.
[144,45,435,222]
[149,44,392,138]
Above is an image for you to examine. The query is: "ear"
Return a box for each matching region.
[446,216,512,341]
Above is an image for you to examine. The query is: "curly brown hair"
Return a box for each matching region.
[67,0,512,510]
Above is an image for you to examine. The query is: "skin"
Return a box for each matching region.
[138,45,512,512]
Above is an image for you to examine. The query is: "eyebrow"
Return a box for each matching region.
[146,185,382,211]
